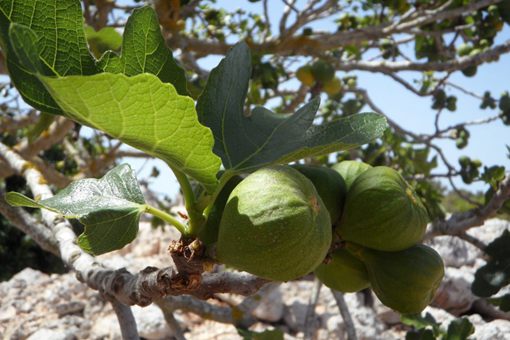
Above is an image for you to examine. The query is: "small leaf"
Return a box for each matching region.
[0,0,98,114]
[480,165,506,189]
[85,25,123,58]
[197,42,387,172]
[40,73,220,192]
[401,313,439,330]
[6,164,146,255]
[5,192,46,209]
[443,318,474,340]
[488,293,510,312]
[97,6,188,96]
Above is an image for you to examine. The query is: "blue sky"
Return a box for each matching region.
[121,1,510,199]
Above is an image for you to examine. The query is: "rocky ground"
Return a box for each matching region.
[1,219,510,339]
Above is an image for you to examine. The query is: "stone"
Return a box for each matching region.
[132,304,174,339]
[433,266,477,315]
[284,300,310,332]
[467,218,510,244]
[0,305,16,321]
[90,312,121,339]
[26,328,74,340]
[10,268,48,286]
[472,319,510,340]
[252,285,284,322]
[426,235,481,268]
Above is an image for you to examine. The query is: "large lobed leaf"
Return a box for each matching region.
[196,42,388,173]
[97,6,188,96]
[0,0,98,114]
[7,23,220,192]
[40,72,220,192]
[6,164,146,255]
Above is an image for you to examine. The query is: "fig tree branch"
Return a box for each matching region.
[0,141,269,305]
[426,174,510,239]
[0,117,74,187]
[332,289,358,340]
[0,190,59,256]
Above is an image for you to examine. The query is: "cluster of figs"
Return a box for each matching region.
[201,161,445,314]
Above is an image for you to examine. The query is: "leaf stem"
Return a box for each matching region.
[203,170,236,218]
[169,165,204,235]
[144,204,188,235]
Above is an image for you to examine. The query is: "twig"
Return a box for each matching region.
[154,299,186,340]
[456,232,487,251]
[109,297,140,340]
[0,189,59,256]
[304,279,322,339]
[331,290,358,340]
[161,295,257,327]
[426,174,510,238]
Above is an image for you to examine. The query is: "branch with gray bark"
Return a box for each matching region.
[0,140,270,312]
[426,174,510,239]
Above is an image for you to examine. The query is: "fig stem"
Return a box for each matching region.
[145,204,189,235]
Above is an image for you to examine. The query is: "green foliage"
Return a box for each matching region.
[472,230,510,298]
[4,7,219,191]
[196,43,388,173]
[6,164,146,255]
[442,190,483,214]
[402,313,474,340]
[0,0,98,113]
[488,293,510,312]
[40,73,221,192]
[97,6,188,96]
[84,26,122,58]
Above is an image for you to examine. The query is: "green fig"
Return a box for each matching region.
[296,65,315,87]
[353,244,444,314]
[292,164,347,223]
[216,165,332,281]
[331,160,372,191]
[311,60,335,83]
[337,166,429,251]
[315,247,370,293]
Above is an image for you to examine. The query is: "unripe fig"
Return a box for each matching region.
[292,164,347,223]
[331,160,372,191]
[352,244,444,314]
[296,66,315,87]
[315,247,370,293]
[311,60,335,83]
[216,166,332,281]
[461,65,477,77]
[336,166,429,251]
[323,77,343,96]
